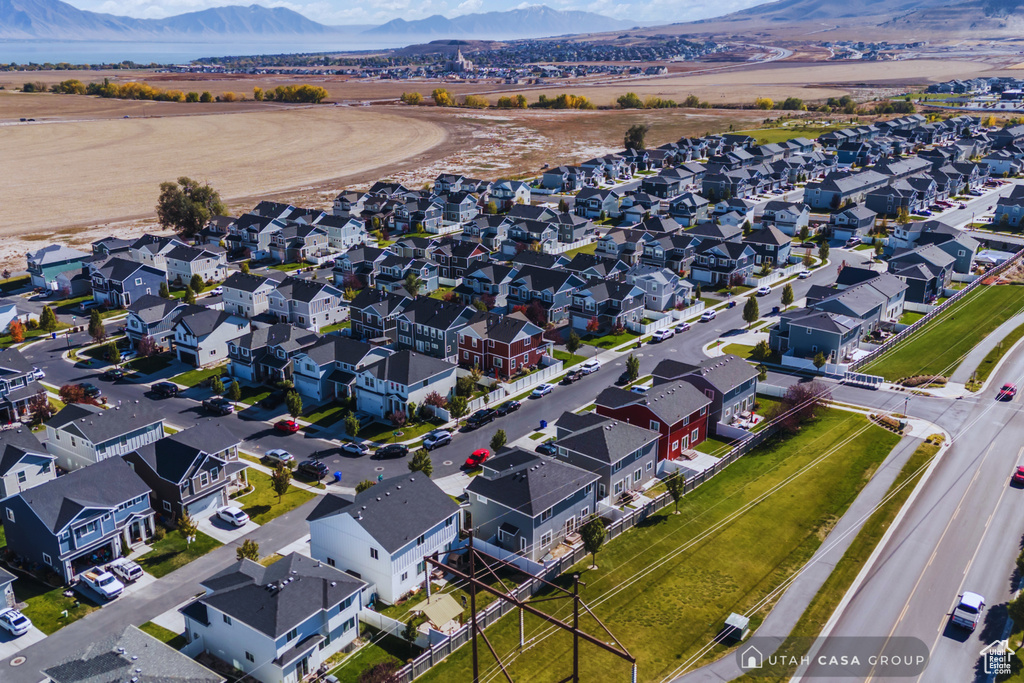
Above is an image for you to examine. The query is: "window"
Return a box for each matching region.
[520,537,528,551]
[649,420,659,431]
[42,552,51,566]
[646,462,653,471]
[446,516,454,527]
[327,557,336,567]
[540,508,552,522]
[580,506,589,520]
[370,548,378,560]
[135,277,143,285]
[540,531,552,548]
[199,472,208,488]
[401,572,408,581]
[163,500,173,512]
[612,461,622,473]
[17,471,26,484]
[245,651,254,663]
[634,469,643,483]
[223,614,232,625]
[287,628,298,641]
[417,534,425,546]
[691,428,699,441]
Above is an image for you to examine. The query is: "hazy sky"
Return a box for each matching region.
[68,0,765,26]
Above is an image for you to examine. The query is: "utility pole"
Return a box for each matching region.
[470,528,479,683]
[572,574,581,683]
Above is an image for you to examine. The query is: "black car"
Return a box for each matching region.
[466,409,497,428]
[495,400,521,416]
[261,392,284,409]
[373,444,410,460]
[100,369,126,381]
[561,369,584,384]
[298,460,330,480]
[151,382,179,398]
[78,383,102,399]
[614,371,631,386]
[536,439,558,456]
[201,397,234,415]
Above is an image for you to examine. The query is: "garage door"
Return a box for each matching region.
[178,349,198,366]
[187,490,224,517]
[294,375,321,401]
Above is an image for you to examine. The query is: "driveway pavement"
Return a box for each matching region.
[196,509,260,545]
[0,626,46,662]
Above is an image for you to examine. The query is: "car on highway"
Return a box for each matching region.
[495,400,521,416]
[675,322,691,333]
[0,608,32,637]
[100,368,126,381]
[78,382,102,399]
[951,592,985,631]
[535,438,558,456]
[998,383,1017,401]
[581,359,601,374]
[531,383,554,398]
[699,310,717,322]
[275,419,301,433]
[423,429,452,451]
[466,408,497,428]
[756,285,772,296]
[798,270,812,279]
[216,505,250,527]
[201,397,233,415]
[373,444,409,460]
[264,448,295,465]
[151,381,179,397]
[465,448,490,468]
[1012,466,1024,486]
[298,459,330,480]
[651,328,674,343]
[341,442,370,456]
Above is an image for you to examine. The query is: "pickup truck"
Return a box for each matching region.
[82,569,125,599]
[951,591,985,630]
[108,558,143,583]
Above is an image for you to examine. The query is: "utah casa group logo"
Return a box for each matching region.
[735,636,930,677]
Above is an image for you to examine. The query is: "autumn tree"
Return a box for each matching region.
[28,390,54,426]
[137,335,157,357]
[432,88,454,107]
[156,176,226,238]
[8,320,24,343]
[585,316,600,334]
[356,480,375,493]
[754,97,773,110]
[400,92,423,105]
[617,92,644,109]
[59,383,86,405]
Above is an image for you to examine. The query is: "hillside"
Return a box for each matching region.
[365,5,633,39]
[716,0,949,21]
[881,0,1024,32]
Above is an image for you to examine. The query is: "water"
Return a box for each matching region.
[0,37,408,65]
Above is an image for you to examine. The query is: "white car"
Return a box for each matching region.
[798,270,812,279]
[264,448,295,465]
[651,328,674,342]
[581,359,601,374]
[108,558,143,583]
[531,383,554,398]
[210,286,224,296]
[341,442,370,456]
[700,309,717,322]
[756,286,771,296]
[630,386,647,395]
[0,608,31,636]
[30,367,44,380]
[216,505,250,527]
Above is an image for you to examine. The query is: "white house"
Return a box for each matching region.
[0,429,56,498]
[222,272,277,319]
[164,245,228,286]
[307,474,460,605]
[181,553,365,683]
[44,403,165,471]
[128,234,188,271]
[268,277,347,332]
[353,350,458,419]
[314,215,369,252]
[173,309,251,368]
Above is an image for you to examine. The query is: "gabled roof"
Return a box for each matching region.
[27,244,89,265]
[784,308,863,334]
[273,276,342,303]
[511,265,583,293]
[360,350,455,386]
[46,402,163,445]
[127,294,186,324]
[0,347,37,375]
[462,311,542,344]
[350,288,408,316]
[233,322,319,353]
[222,271,272,293]
[597,380,712,425]
[93,257,160,283]
[744,226,791,247]
[398,297,474,331]
[165,245,220,263]
[0,428,51,477]
[131,420,241,485]
[555,417,658,464]
[466,449,597,516]
[177,309,242,338]
[297,335,376,367]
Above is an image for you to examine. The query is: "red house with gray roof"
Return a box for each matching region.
[457,311,548,379]
[594,380,712,461]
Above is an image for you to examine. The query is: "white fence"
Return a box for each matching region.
[499,358,564,396]
[360,609,433,649]
[467,387,507,413]
[744,262,805,289]
[904,301,936,314]
[779,353,848,377]
[545,236,596,255]
[626,312,675,335]
[673,301,706,321]
[952,273,982,283]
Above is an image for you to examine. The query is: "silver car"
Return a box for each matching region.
[0,608,30,636]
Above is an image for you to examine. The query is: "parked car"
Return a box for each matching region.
[216,505,250,527]
[700,310,717,322]
[630,386,648,395]
[562,368,584,384]
[615,371,631,386]
[30,367,44,380]
[261,391,285,409]
[531,383,554,398]
[82,569,124,600]
[535,438,558,456]
[264,448,295,465]
[210,286,224,296]
[581,359,601,374]
[373,444,409,460]
[275,419,301,433]
[341,442,370,456]
[0,608,31,637]
[466,409,497,428]
[465,448,490,468]
[298,459,330,480]
[951,592,985,631]
[423,429,452,451]
[650,328,674,343]
[675,322,691,333]
[78,382,102,399]
[798,270,812,279]
[919,209,933,217]
[756,285,772,296]
[107,558,144,583]
[1012,465,1024,486]
[151,381,179,397]
[100,368,126,381]
[998,383,1017,401]
[202,397,233,415]
[495,400,520,416]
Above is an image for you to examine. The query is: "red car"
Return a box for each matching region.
[1013,466,1024,486]
[275,419,301,434]
[998,383,1017,401]
[465,448,490,468]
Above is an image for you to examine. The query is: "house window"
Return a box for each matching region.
[540,508,552,522]
[520,537,528,551]
[401,572,408,581]
[691,428,699,441]
[370,547,378,560]
[199,473,208,488]
[634,469,643,483]
[17,471,26,484]
[245,651,255,663]
[163,501,172,512]
[42,552,51,566]
[612,461,623,473]
[287,628,298,641]
[540,531,553,547]
[223,615,232,625]
[327,557,335,567]
[646,462,653,471]
[135,278,142,285]
[417,534,425,546]
[672,440,679,451]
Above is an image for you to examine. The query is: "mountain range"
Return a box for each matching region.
[365,6,633,39]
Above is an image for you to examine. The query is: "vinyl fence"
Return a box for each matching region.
[545,237,596,255]
[743,262,805,289]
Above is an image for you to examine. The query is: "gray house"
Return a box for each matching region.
[552,414,660,503]
[124,295,196,348]
[829,205,876,241]
[770,309,865,363]
[653,354,759,429]
[743,226,793,268]
[887,244,955,303]
[45,402,165,471]
[466,449,599,561]
[0,428,56,499]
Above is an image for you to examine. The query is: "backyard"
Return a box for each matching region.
[862,285,1024,381]
[329,630,418,683]
[581,329,639,350]
[236,469,316,525]
[414,410,900,683]
[137,529,222,578]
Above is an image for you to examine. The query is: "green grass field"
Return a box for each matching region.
[862,285,1024,381]
[735,126,844,145]
[414,411,900,683]
[169,366,224,387]
[139,621,188,650]
[18,575,98,634]
[137,529,222,578]
[237,469,316,525]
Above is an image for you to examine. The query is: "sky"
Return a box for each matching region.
[66,0,768,27]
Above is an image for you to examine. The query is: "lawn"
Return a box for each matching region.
[302,403,349,428]
[969,320,1024,388]
[862,285,1024,381]
[562,241,598,258]
[18,575,98,634]
[414,411,901,683]
[580,330,639,349]
[238,385,272,406]
[358,419,444,443]
[124,354,173,375]
[139,621,188,650]
[268,262,306,272]
[0,275,30,293]
[237,469,316,525]
[898,311,924,326]
[320,320,351,334]
[0,324,69,349]
[693,434,737,456]
[329,631,413,683]
[428,286,455,301]
[137,529,222,578]
[722,343,756,359]
[169,366,224,387]
[552,349,585,369]
[735,126,844,145]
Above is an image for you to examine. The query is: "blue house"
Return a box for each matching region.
[90,257,167,309]
[743,226,792,268]
[1,456,155,583]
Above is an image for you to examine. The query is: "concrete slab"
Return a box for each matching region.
[150,599,190,635]
[275,534,312,559]
[196,508,260,545]
[119,571,157,598]
[0,625,46,660]
[434,471,472,497]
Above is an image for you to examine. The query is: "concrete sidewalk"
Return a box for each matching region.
[949,311,1024,384]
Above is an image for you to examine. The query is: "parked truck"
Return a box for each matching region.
[82,569,125,600]
[108,558,143,584]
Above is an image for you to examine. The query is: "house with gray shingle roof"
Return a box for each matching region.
[292,335,389,402]
[457,311,548,378]
[743,226,793,268]
[307,474,458,604]
[164,245,227,287]
[221,271,277,319]
[268,276,347,332]
[552,414,659,502]
[887,244,956,303]
[89,257,166,309]
[569,279,645,332]
[0,428,55,499]
[125,294,199,348]
[770,308,866,363]
[181,553,363,683]
[45,402,165,471]
[172,309,250,367]
[353,350,457,419]
[227,323,320,384]
[652,354,759,429]
[27,244,90,291]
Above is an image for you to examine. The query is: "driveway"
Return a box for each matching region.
[197,508,260,545]
[0,625,46,661]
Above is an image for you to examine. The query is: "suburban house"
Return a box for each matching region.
[181,553,365,683]
[640,173,686,199]
[652,354,759,429]
[995,185,1024,229]
[541,166,584,192]
[128,234,188,271]
[0,428,56,499]
[770,308,865,363]
[627,266,692,311]
[758,201,810,236]
[508,266,587,324]
[125,295,198,349]
[690,241,756,286]
[227,323,320,384]
[0,348,45,424]
[227,214,286,261]
[563,253,630,282]
[917,225,979,273]
[123,420,247,520]
[269,224,330,265]
[222,272,278,319]
[164,245,228,286]
[574,188,621,219]
[267,277,347,331]
[314,214,368,252]
[829,205,877,241]
[348,289,409,343]
[353,350,458,419]
[552,415,660,503]
[394,298,477,362]
[457,311,548,378]
[453,262,517,308]
[307,474,459,605]
[488,179,532,211]
[466,449,598,562]
[374,255,439,296]
[803,170,888,210]
[45,402,165,471]
[744,226,793,267]
[887,244,956,303]
[596,380,712,461]
[292,337,389,402]
[27,245,90,291]
[1,456,155,583]
[173,309,251,368]
[668,193,711,227]
[429,240,491,282]
[569,280,645,332]
[89,258,166,309]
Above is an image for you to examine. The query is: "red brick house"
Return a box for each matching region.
[457,312,548,379]
[595,381,712,461]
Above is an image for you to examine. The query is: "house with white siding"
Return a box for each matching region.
[44,402,165,471]
[222,272,277,319]
[0,428,56,499]
[268,277,347,332]
[173,309,251,368]
[353,350,458,420]
[164,245,228,286]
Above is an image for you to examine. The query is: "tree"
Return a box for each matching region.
[227,379,241,404]
[664,471,685,514]
[39,306,57,333]
[344,413,360,439]
[694,284,702,300]
[88,309,105,343]
[585,316,600,334]
[178,512,198,545]
[799,225,809,243]
[27,390,54,426]
[580,517,607,569]
[285,390,302,418]
[742,295,759,328]
[400,91,423,105]
[356,479,376,494]
[156,176,226,239]
[617,92,644,109]
[137,334,157,358]
[558,198,569,213]
[456,375,475,398]
[485,200,498,215]
[1,269,10,282]
[183,287,197,305]
[566,331,581,359]
[408,448,433,477]
[624,123,649,151]
[781,283,795,308]
[200,91,213,103]
[358,662,400,683]
[448,396,469,425]
[813,352,827,369]
[431,88,454,107]
[105,340,120,365]
[59,383,86,405]
[626,353,640,383]
[210,377,224,394]
[768,380,833,433]
[158,281,171,298]
[189,273,204,294]
[404,272,423,298]
[8,320,24,343]
[818,242,830,262]
[387,410,407,428]
[751,340,772,362]
[757,364,768,382]
[754,96,773,110]
[237,539,260,561]
[402,618,418,655]
[253,86,264,101]
[490,429,507,453]
[270,465,291,503]
[423,390,448,411]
